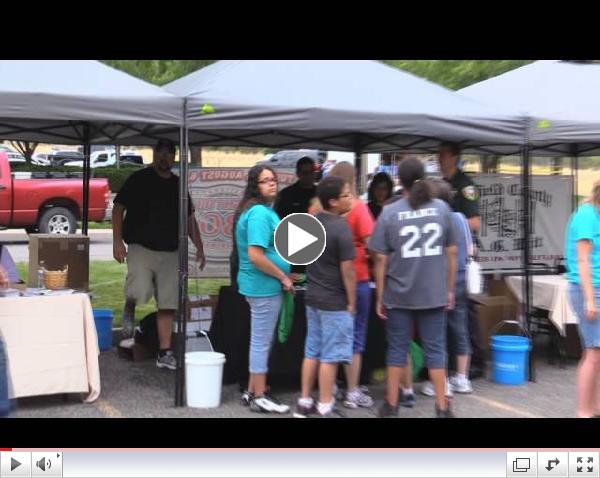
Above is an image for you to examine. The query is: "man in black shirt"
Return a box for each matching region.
[275,156,317,277]
[275,156,317,219]
[113,139,205,370]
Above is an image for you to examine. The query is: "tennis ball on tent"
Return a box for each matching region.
[537,119,550,129]
[201,103,215,114]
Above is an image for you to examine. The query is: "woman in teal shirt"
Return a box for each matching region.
[234,165,293,414]
[566,182,600,418]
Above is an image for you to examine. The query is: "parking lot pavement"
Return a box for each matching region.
[13,348,579,418]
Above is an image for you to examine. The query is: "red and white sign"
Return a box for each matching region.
[188,168,296,278]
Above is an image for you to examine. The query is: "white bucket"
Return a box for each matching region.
[185,351,226,408]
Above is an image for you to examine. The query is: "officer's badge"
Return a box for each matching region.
[462,186,478,201]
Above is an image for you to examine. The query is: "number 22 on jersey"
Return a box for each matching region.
[400,223,442,258]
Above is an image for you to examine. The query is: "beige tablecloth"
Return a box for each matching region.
[506,275,577,336]
[0,293,101,402]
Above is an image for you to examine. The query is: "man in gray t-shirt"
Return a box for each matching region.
[368,197,457,310]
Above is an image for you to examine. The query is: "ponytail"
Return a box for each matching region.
[408,179,432,210]
[398,158,431,210]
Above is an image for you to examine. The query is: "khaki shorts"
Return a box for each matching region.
[125,244,179,310]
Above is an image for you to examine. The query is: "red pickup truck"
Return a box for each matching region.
[0,152,110,234]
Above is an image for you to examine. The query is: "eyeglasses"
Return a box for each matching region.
[258,178,278,185]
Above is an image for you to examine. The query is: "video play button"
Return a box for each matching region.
[11,459,21,471]
[275,213,326,265]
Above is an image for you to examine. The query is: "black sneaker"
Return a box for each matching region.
[435,402,455,418]
[399,390,416,408]
[156,350,177,370]
[241,390,254,407]
[378,401,399,418]
[249,394,290,414]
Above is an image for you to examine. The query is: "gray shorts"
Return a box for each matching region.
[125,244,178,310]
[386,307,447,369]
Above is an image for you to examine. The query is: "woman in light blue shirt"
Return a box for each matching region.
[565,182,600,418]
[234,165,293,414]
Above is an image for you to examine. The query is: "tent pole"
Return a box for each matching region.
[82,124,91,235]
[570,145,579,212]
[354,135,365,195]
[175,99,190,407]
[521,140,534,382]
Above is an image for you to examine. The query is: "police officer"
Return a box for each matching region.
[438,142,480,233]
[438,141,485,380]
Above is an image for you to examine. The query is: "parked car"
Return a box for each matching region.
[6,152,26,165]
[48,150,85,166]
[258,149,325,179]
[0,152,110,234]
[31,153,51,166]
[63,150,144,168]
[0,145,15,153]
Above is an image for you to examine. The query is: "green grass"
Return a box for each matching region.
[16,261,229,327]
[78,221,112,230]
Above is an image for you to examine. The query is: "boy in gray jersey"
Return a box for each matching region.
[369,158,457,418]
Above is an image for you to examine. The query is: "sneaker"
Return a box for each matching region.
[343,387,375,409]
[156,350,177,370]
[399,390,416,408]
[293,401,318,418]
[449,375,473,394]
[241,390,254,407]
[435,401,455,418]
[249,394,290,414]
[420,380,453,397]
[378,401,399,418]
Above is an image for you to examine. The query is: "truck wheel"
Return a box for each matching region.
[38,207,77,234]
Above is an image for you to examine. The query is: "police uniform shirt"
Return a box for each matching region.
[447,169,479,219]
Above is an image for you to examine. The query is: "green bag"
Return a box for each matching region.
[277,291,295,343]
[410,341,425,381]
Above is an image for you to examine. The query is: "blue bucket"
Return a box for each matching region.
[93,309,114,352]
[491,335,531,385]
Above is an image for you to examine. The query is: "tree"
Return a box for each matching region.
[104,60,536,90]
[102,60,216,85]
[382,60,534,90]
[10,141,38,163]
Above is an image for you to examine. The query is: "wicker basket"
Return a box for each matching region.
[42,265,68,290]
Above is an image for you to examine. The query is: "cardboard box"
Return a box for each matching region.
[28,234,89,290]
[471,294,518,351]
[486,278,520,308]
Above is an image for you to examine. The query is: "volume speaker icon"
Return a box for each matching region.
[36,457,51,471]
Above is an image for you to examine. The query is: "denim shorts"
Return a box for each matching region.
[386,307,447,369]
[305,306,354,364]
[447,282,471,355]
[353,281,371,354]
[246,294,283,374]
[568,283,600,348]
